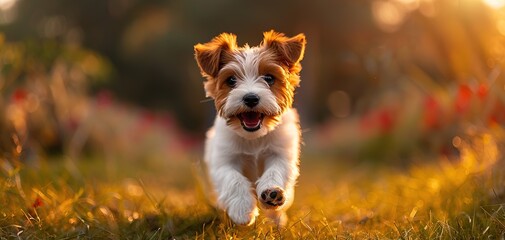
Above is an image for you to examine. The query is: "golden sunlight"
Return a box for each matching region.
[0,0,16,10]
[497,20,505,36]
[483,0,505,9]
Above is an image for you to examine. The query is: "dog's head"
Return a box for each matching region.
[195,30,306,139]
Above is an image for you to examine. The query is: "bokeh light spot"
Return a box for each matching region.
[428,178,440,192]
[372,0,407,32]
[483,0,505,9]
[452,136,462,148]
[0,0,16,10]
[328,90,351,118]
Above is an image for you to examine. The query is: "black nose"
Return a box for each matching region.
[243,93,260,108]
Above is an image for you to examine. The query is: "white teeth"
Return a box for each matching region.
[243,121,260,128]
[238,112,263,131]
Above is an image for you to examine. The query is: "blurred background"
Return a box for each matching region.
[2,0,505,165]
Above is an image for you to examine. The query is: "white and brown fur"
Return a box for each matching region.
[194,30,306,226]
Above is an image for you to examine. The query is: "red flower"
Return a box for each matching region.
[12,88,28,104]
[377,109,395,133]
[455,84,473,114]
[32,197,43,208]
[488,102,505,125]
[477,83,489,101]
[359,108,396,134]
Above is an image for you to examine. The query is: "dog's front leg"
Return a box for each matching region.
[256,152,299,225]
[209,159,258,225]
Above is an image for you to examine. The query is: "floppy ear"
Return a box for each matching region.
[194,33,238,78]
[262,30,306,72]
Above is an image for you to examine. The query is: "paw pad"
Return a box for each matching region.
[259,187,285,208]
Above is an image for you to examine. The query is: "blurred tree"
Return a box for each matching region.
[1,0,377,133]
[1,0,504,141]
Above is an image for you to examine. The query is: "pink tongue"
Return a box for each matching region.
[241,112,261,127]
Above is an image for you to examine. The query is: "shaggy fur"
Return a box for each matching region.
[194,30,306,226]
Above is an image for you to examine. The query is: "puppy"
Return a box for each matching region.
[194,30,306,226]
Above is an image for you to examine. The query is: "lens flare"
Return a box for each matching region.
[483,0,505,9]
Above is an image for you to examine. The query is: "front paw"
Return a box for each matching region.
[227,202,258,226]
[259,187,285,209]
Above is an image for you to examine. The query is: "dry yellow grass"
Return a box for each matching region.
[1,130,504,239]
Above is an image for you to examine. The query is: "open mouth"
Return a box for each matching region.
[237,112,264,132]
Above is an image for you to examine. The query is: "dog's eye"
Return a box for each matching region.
[263,74,275,86]
[226,76,237,88]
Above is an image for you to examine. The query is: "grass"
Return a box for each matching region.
[1,131,505,239]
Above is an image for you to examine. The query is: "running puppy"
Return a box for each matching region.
[194,30,306,226]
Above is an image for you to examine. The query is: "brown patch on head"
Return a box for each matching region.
[194,31,307,136]
[261,30,306,74]
[257,41,304,129]
[256,57,289,129]
[194,33,238,98]
[213,68,236,116]
[259,31,306,129]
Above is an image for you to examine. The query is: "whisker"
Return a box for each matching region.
[200,98,214,103]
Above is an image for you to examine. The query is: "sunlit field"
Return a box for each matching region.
[3,0,505,239]
[1,131,505,238]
